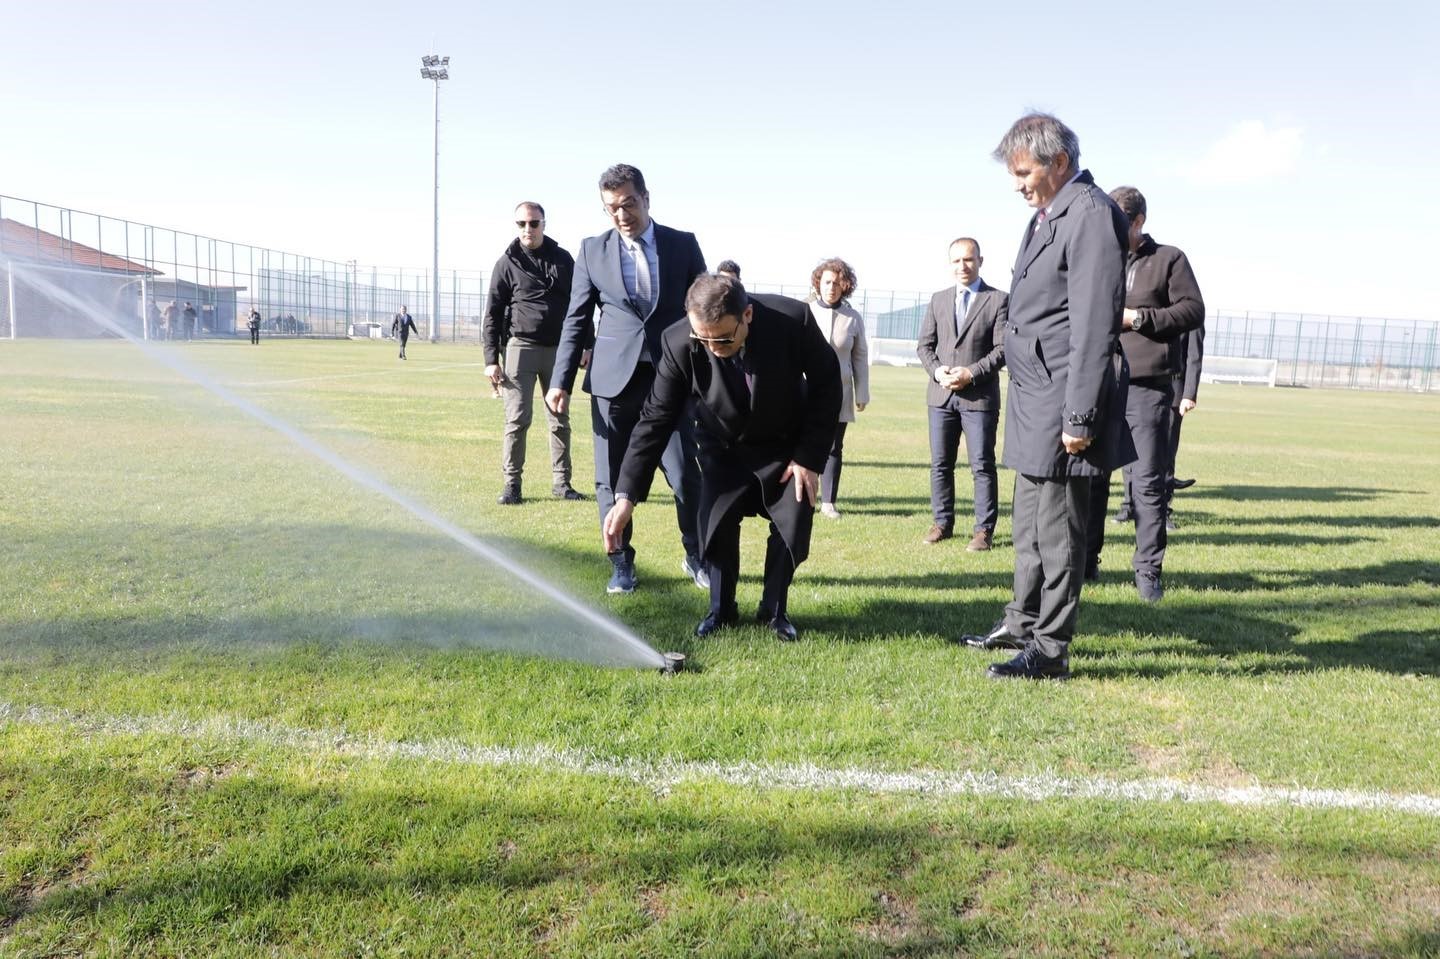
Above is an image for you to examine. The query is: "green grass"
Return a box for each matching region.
[3,338,1439,957]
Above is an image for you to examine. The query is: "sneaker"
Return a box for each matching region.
[819,503,840,519]
[680,554,710,590]
[497,483,522,505]
[553,485,586,501]
[606,558,637,595]
[1135,569,1164,603]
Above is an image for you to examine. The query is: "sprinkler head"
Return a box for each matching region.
[660,652,686,675]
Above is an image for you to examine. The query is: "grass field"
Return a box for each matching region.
[3,337,1439,957]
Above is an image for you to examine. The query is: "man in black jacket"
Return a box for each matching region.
[484,202,582,505]
[602,273,841,642]
[1084,187,1205,602]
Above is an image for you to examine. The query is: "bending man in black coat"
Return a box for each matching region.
[602,273,841,642]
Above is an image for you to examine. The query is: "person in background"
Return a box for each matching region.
[916,237,1007,551]
[182,302,197,341]
[1165,324,1204,528]
[247,307,261,345]
[483,201,583,505]
[807,257,869,519]
[392,305,417,359]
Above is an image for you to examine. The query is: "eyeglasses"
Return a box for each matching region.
[688,321,743,346]
[515,219,542,228]
[602,197,642,217]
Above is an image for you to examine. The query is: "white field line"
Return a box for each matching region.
[6,701,1440,819]
[240,361,486,388]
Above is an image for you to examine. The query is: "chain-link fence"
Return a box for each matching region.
[3,193,1436,392]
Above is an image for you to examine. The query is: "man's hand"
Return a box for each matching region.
[780,462,820,506]
[1179,398,1197,416]
[580,348,593,370]
[1121,307,1139,330]
[602,498,634,553]
[1061,431,1092,455]
[546,387,569,415]
[855,402,867,413]
[952,366,974,389]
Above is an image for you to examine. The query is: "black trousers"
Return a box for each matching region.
[1164,394,1185,512]
[927,403,999,533]
[704,480,796,618]
[820,421,848,505]
[592,364,701,564]
[1086,377,1172,574]
[249,327,260,344]
[1006,472,1089,658]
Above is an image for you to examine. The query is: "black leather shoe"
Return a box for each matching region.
[1172,477,1196,490]
[497,484,522,505]
[1110,505,1134,524]
[553,485,586,501]
[1084,557,1101,582]
[987,644,1070,681]
[766,614,799,642]
[1136,569,1164,603]
[959,619,1027,650]
[695,605,739,637]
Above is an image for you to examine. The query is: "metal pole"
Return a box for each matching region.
[431,75,440,342]
[7,264,16,339]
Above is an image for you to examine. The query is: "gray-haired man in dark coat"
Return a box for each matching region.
[959,113,1135,680]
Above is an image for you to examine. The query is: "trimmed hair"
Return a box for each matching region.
[515,201,545,218]
[716,259,741,278]
[599,163,647,196]
[810,257,857,301]
[685,272,749,325]
[1108,186,1146,220]
[991,113,1080,169]
[948,236,982,257]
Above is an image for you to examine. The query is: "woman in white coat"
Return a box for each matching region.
[807,257,869,519]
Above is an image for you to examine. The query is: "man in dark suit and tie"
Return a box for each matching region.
[547,164,708,596]
[916,237,1008,551]
[959,113,1134,680]
[602,273,841,642]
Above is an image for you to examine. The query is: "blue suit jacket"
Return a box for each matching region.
[552,223,706,399]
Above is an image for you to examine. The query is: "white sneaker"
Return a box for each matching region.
[819,503,840,519]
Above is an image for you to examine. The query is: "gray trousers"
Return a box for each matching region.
[1006,472,1089,658]
[500,341,572,489]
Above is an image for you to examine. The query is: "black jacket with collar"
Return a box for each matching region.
[1119,235,1205,380]
[483,235,575,364]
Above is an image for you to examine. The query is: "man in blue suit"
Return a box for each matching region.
[546,164,708,595]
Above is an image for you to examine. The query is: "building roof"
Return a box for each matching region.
[0,218,160,274]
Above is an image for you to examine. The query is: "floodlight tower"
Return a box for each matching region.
[420,54,449,342]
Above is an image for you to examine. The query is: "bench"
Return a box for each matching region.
[1200,355,1278,387]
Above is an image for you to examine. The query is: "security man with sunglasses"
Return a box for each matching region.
[484,201,581,505]
[601,273,841,642]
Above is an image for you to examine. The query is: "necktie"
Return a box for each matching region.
[632,237,652,315]
[956,289,971,339]
[719,354,750,405]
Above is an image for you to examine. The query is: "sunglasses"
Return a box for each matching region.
[689,333,736,346]
[515,219,543,228]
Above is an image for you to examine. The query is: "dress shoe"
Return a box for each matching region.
[497,483,522,506]
[1136,569,1164,603]
[606,558,637,595]
[965,529,993,552]
[1171,477,1196,490]
[1084,557,1101,582]
[553,485,586,501]
[695,604,739,637]
[681,555,710,590]
[766,613,799,642]
[1165,512,1178,532]
[959,619,1027,650]
[987,644,1070,681]
[1110,505,1135,524]
[922,524,953,545]
[819,503,840,519]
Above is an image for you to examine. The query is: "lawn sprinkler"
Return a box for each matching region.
[660,651,687,675]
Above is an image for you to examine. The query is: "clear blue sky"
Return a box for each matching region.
[4,0,1436,319]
